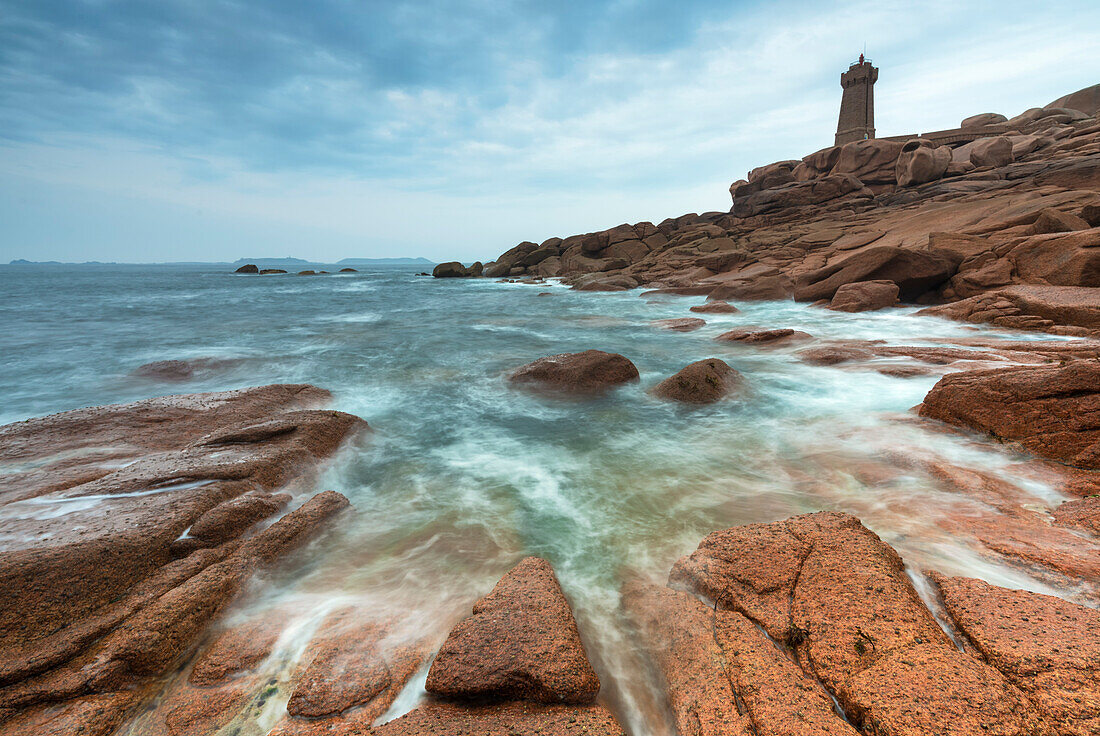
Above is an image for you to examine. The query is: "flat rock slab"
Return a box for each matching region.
[426,557,600,704]
[717,328,812,345]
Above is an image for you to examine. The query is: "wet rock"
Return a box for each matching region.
[651,317,706,332]
[184,492,291,548]
[425,557,600,704]
[260,269,287,274]
[932,573,1100,735]
[794,246,956,302]
[433,262,476,278]
[286,609,428,720]
[670,512,1041,736]
[0,691,137,736]
[919,361,1100,469]
[621,583,752,735]
[0,386,364,724]
[1051,496,1100,535]
[652,358,741,404]
[338,268,357,273]
[234,264,259,274]
[365,701,626,736]
[189,615,288,686]
[827,280,900,312]
[298,270,317,276]
[716,328,811,345]
[508,350,640,394]
[131,357,241,382]
[689,300,739,313]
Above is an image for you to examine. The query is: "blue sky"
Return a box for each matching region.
[1,0,1098,263]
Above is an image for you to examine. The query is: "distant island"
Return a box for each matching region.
[9,256,436,266]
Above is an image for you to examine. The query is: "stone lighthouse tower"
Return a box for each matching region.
[835,54,878,145]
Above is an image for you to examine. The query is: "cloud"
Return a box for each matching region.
[1,0,1098,261]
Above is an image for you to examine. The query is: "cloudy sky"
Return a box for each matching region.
[1,0,1097,263]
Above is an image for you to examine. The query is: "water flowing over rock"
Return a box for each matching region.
[918,361,1100,469]
[652,358,741,404]
[827,280,900,312]
[425,556,600,704]
[508,350,640,393]
[0,385,364,730]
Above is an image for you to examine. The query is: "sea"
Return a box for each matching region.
[0,262,1084,734]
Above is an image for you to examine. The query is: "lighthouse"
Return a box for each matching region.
[835,54,878,146]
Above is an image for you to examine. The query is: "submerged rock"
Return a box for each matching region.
[652,358,741,404]
[716,327,811,345]
[508,350,639,393]
[425,557,600,704]
[689,300,740,313]
[652,317,706,332]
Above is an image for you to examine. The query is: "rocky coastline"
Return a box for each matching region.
[2,87,1099,736]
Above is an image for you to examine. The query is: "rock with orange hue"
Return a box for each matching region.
[707,274,793,301]
[895,139,952,187]
[286,609,429,720]
[652,317,706,332]
[508,351,639,394]
[189,614,288,686]
[716,328,812,345]
[831,138,906,185]
[794,246,956,302]
[652,359,741,404]
[0,692,138,736]
[0,385,364,727]
[181,491,291,550]
[426,557,600,704]
[1051,496,1100,535]
[621,582,752,736]
[919,361,1100,469]
[132,357,243,382]
[827,280,900,312]
[670,512,1041,736]
[732,174,867,217]
[932,574,1100,735]
[365,701,626,736]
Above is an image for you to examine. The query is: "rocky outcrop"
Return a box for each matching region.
[652,358,740,404]
[0,385,364,729]
[918,361,1100,469]
[426,557,600,704]
[827,280,900,312]
[433,261,483,278]
[689,300,739,313]
[234,264,259,273]
[962,113,1008,128]
[366,701,625,736]
[733,174,868,217]
[131,357,242,382]
[831,138,906,185]
[932,574,1100,736]
[670,512,1043,736]
[794,246,956,302]
[508,350,640,393]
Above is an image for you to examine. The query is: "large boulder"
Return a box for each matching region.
[732,174,866,218]
[827,280,900,312]
[425,557,600,704]
[919,361,1100,468]
[485,242,538,277]
[508,350,639,393]
[1045,83,1100,116]
[895,139,951,187]
[968,136,1015,168]
[830,138,905,185]
[433,261,476,278]
[234,264,259,273]
[961,112,1008,128]
[1008,228,1100,286]
[793,246,956,302]
[652,358,741,404]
